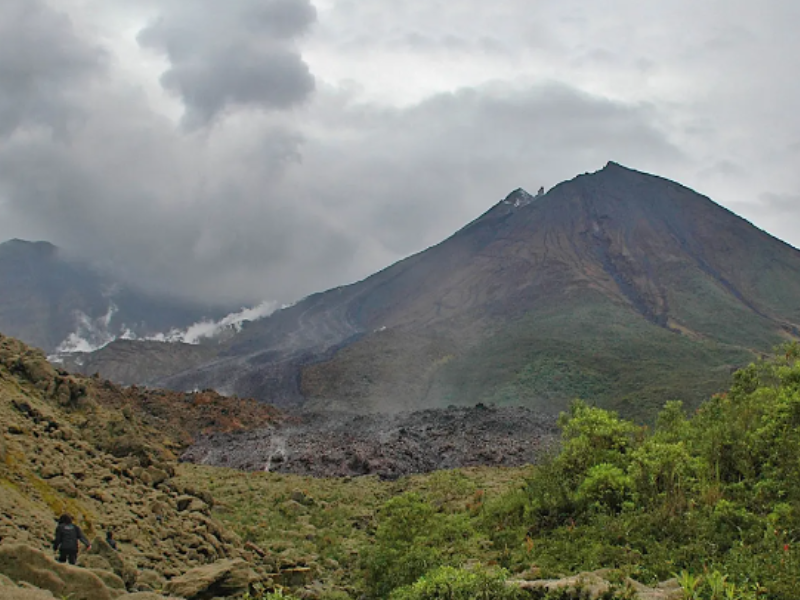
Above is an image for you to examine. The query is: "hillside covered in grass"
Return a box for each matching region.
[3,330,800,599]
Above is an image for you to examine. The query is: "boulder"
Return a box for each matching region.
[90,568,126,592]
[513,571,612,599]
[1,588,58,600]
[89,489,113,503]
[39,464,62,479]
[163,558,258,599]
[89,537,126,575]
[145,467,169,487]
[134,569,165,592]
[48,476,78,497]
[80,555,113,572]
[290,489,315,507]
[625,577,682,600]
[176,495,207,513]
[511,571,683,600]
[0,543,117,600]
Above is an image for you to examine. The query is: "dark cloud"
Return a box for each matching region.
[0,0,105,135]
[295,83,683,261]
[0,65,680,306]
[138,0,316,126]
[1,0,799,310]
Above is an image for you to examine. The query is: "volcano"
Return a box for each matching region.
[67,163,800,419]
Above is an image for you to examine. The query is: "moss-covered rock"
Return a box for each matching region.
[163,558,258,599]
[0,543,117,600]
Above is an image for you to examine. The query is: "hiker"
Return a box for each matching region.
[53,514,91,565]
[106,529,118,551]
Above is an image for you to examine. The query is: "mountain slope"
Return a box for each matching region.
[0,239,232,353]
[0,332,281,591]
[71,163,800,418]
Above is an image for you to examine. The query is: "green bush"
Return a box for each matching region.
[362,492,483,598]
[389,565,521,600]
[575,463,632,513]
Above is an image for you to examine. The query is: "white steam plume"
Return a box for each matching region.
[149,301,277,344]
[51,300,277,357]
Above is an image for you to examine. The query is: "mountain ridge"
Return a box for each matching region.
[40,163,800,418]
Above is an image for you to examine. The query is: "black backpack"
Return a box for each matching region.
[57,523,79,551]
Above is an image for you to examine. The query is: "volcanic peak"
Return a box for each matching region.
[501,187,536,208]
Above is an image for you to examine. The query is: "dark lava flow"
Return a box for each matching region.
[180,404,559,479]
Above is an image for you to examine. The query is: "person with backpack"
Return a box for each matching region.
[105,528,118,551]
[53,514,91,564]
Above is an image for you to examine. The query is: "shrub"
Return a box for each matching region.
[389,565,521,600]
[576,463,632,514]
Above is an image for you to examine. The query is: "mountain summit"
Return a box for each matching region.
[66,164,800,418]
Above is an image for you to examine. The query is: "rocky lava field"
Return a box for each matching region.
[180,404,559,479]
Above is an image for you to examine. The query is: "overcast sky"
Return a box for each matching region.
[1,0,799,306]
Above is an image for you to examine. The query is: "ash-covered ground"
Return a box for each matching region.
[180,404,559,479]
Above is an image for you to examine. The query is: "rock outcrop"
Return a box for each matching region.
[0,544,118,600]
[0,334,277,593]
[511,570,683,599]
[163,558,258,599]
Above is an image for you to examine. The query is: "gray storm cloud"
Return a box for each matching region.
[0,0,105,136]
[137,0,317,126]
[0,0,798,308]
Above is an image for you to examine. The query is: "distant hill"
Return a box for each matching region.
[63,163,800,419]
[0,239,232,353]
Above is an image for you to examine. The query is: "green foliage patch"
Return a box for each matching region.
[180,344,800,598]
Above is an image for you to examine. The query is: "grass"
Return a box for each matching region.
[173,464,535,595]
[434,289,756,421]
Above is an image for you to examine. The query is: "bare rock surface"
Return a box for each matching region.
[511,570,683,599]
[181,404,558,479]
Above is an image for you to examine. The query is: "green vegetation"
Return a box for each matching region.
[436,291,757,421]
[178,344,800,599]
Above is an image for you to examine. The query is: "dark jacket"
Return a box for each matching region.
[53,523,89,552]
